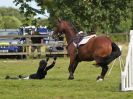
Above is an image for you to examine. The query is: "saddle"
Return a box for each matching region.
[73,34,96,48]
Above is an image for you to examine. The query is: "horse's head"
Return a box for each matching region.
[52,18,65,40]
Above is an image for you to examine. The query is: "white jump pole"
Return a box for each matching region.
[121,30,133,91]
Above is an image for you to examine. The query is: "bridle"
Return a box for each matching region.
[53,32,72,50]
[53,21,78,49]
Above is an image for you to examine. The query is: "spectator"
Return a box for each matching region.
[31,29,43,58]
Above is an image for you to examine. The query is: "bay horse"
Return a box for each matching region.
[53,19,121,81]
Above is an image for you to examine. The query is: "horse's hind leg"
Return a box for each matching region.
[97,63,108,81]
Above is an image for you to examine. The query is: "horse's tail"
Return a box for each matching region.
[111,42,121,58]
[100,42,121,65]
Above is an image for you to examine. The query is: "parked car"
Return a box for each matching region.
[0,30,24,53]
[46,45,64,52]
[46,40,64,52]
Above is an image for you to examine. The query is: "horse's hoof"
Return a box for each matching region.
[68,76,74,80]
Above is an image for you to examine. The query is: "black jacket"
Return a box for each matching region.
[29,61,55,79]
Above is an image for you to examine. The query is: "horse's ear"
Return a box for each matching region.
[58,18,62,23]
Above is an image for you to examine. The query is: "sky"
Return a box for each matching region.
[0,0,49,18]
[0,0,19,8]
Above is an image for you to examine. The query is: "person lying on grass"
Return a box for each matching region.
[5,57,57,80]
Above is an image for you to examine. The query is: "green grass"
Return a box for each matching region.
[0,43,133,99]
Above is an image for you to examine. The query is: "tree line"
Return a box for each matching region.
[0,7,23,29]
[0,0,132,33]
[0,7,48,29]
[13,0,132,34]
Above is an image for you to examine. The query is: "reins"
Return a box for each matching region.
[65,35,79,49]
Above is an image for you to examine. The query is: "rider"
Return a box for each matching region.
[5,57,57,80]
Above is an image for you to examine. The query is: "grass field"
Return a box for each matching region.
[0,43,133,99]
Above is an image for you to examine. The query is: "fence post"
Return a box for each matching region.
[25,36,31,58]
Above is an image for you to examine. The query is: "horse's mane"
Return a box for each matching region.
[65,20,78,34]
[69,21,78,33]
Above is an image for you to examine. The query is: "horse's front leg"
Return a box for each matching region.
[68,63,74,80]
[97,65,108,81]
[68,59,79,80]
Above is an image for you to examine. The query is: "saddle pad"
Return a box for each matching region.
[73,34,96,47]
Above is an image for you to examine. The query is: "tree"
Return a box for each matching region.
[0,15,4,28]
[3,16,22,29]
[13,0,131,33]
[0,7,25,21]
[36,18,49,26]
[0,7,25,28]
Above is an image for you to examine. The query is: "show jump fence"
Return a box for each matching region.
[121,30,133,91]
